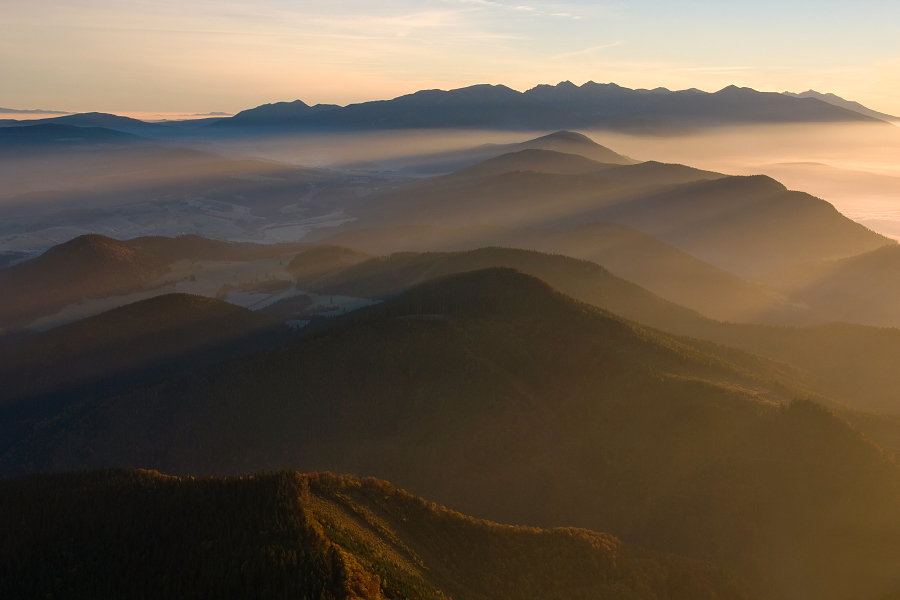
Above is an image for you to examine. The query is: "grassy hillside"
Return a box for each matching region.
[0,469,756,600]
[7,269,900,600]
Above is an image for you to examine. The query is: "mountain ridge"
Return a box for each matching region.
[218,81,884,131]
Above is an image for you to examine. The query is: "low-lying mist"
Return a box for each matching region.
[589,122,900,239]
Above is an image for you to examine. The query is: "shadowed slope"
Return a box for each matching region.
[0,293,285,408]
[0,294,289,465]
[7,268,900,600]
[286,246,900,417]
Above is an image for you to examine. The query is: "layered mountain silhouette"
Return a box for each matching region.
[7,268,900,600]
[783,90,899,121]
[1,469,757,600]
[0,112,157,132]
[0,233,321,334]
[354,130,637,174]
[285,246,900,419]
[218,82,885,131]
[762,244,900,327]
[0,123,147,153]
[0,294,288,465]
[341,146,892,278]
[0,293,285,408]
[0,234,169,333]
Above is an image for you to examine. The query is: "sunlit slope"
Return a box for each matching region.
[291,246,718,334]
[285,246,900,417]
[361,130,638,174]
[509,129,639,163]
[447,148,618,178]
[595,175,893,277]
[502,223,794,323]
[318,222,792,324]
[8,268,900,599]
[761,244,900,328]
[0,469,757,600]
[352,153,892,278]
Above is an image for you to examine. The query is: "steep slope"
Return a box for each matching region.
[594,175,894,277]
[0,469,757,600]
[7,269,900,600]
[353,162,891,278]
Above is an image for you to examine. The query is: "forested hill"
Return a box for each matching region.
[7,268,900,599]
[0,469,757,600]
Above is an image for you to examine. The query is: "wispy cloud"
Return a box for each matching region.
[670,66,756,74]
[549,41,622,60]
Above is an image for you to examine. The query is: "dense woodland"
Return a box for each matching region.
[4,269,900,600]
[0,469,757,600]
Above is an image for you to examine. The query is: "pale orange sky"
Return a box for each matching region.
[1,0,898,116]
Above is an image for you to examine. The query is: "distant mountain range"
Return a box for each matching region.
[0,123,147,152]
[783,90,899,121]
[219,81,887,131]
[0,107,70,115]
[0,84,892,136]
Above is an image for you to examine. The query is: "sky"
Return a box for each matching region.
[1,0,899,116]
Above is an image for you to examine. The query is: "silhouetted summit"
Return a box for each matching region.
[219,81,886,131]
